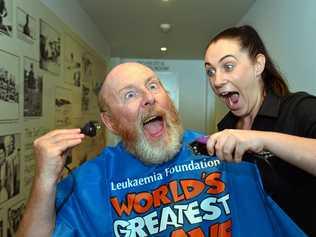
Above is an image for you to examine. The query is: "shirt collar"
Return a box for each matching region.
[217,91,281,130]
[257,91,281,117]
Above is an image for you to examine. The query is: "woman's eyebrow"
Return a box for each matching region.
[205,54,238,67]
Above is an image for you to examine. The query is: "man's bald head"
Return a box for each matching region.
[98,62,155,113]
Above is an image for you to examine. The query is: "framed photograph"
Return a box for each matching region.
[16,7,36,44]
[0,50,20,121]
[81,52,94,112]
[24,57,43,117]
[64,34,83,87]
[81,84,90,112]
[55,87,73,128]
[82,52,94,85]
[7,200,25,237]
[39,19,61,75]
[0,133,21,204]
[0,0,12,37]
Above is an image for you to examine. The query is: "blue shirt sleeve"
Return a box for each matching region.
[53,219,75,237]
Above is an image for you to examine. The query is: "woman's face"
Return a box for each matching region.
[204,39,265,117]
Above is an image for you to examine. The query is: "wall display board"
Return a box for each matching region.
[0,0,12,37]
[16,7,36,44]
[0,1,108,235]
[39,19,61,75]
[23,57,43,117]
[0,50,20,121]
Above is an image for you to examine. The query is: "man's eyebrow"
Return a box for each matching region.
[118,75,158,93]
[205,54,238,67]
[145,75,158,84]
[118,85,135,94]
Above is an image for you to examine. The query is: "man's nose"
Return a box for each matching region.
[142,90,156,107]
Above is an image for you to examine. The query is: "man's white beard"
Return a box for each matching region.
[119,104,184,165]
[133,115,183,164]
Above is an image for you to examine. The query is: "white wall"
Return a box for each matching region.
[40,0,110,62]
[240,0,316,95]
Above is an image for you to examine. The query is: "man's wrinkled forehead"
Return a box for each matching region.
[105,63,157,92]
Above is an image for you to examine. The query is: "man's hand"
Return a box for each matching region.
[33,129,84,185]
[206,129,264,162]
[16,128,84,237]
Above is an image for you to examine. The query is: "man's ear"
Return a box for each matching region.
[255,53,266,76]
[100,112,119,135]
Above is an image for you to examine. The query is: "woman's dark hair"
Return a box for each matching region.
[205,25,290,96]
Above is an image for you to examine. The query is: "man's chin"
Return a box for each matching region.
[134,126,183,165]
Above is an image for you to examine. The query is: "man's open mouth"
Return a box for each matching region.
[143,115,165,139]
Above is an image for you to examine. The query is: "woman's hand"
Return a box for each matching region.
[206,129,264,162]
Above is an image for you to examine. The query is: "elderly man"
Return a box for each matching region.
[17,62,203,236]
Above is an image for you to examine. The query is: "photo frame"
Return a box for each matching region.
[64,34,83,87]
[16,7,36,44]
[55,87,73,128]
[0,50,20,121]
[0,133,21,205]
[39,19,61,75]
[23,57,43,117]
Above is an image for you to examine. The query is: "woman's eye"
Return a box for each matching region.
[224,63,234,71]
[124,91,137,100]
[206,68,215,77]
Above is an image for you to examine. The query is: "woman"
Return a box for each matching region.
[204,25,316,236]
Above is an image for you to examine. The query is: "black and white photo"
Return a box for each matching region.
[0,0,12,37]
[55,87,73,128]
[7,200,25,237]
[17,7,36,44]
[0,50,20,121]
[82,52,94,84]
[81,85,90,112]
[0,134,21,204]
[24,57,43,117]
[39,19,61,75]
[64,34,82,87]
[81,52,94,112]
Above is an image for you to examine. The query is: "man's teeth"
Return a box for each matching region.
[143,116,158,124]
[220,92,229,97]
[219,91,238,97]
